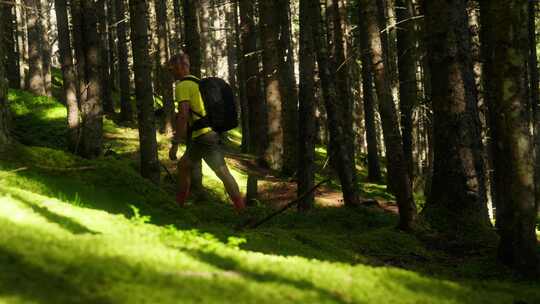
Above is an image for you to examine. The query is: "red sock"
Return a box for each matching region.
[232,196,246,211]
[176,190,190,206]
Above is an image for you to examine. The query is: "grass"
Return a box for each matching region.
[0,89,538,303]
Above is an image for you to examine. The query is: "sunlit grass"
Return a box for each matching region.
[1,174,538,304]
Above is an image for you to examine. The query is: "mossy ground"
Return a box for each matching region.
[0,89,538,303]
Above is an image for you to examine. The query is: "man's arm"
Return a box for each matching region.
[169,101,189,161]
[175,101,190,142]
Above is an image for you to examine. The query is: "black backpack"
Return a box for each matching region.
[181,76,238,133]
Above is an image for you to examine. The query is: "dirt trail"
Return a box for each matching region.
[157,141,398,214]
[223,149,399,214]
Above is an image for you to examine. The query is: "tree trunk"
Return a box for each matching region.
[182,0,203,191]
[115,0,134,122]
[154,0,174,135]
[39,0,52,96]
[314,0,360,207]
[297,0,317,211]
[395,0,417,181]
[128,0,160,184]
[71,0,87,108]
[182,0,202,78]
[415,2,434,198]
[360,0,416,230]
[0,7,10,149]
[377,0,399,128]
[78,0,103,159]
[422,0,488,236]
[259,1,285,172]
[232,0,249,154]
[529,0,540,220]
[16,0,28,89]
[97,0,114,114]
[107,0,117,91]
[3,1,20,89]
[226,2,238,99]
[200,0,213,76]
[468,0,491,223]
[278,0,299,176]
[24,0,45,95]
[482,0,539,276]
[172,0,183,51]
[54,0,79,152]
[359,20,382,183]
[331,0,355,172]
[239,0,264,202]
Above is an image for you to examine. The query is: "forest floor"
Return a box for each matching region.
[0,88,539,303]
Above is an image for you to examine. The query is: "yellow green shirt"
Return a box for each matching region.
[175,75,212,139]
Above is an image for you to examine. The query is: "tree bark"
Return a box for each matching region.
[128,0,160,184]
[359,20,382,183]
[226,2,238,99]
[468,0,492,223]
[278,0,299,176]
[107,0,117,91]
[414,2,434,199]
[0,7,11,149]
[172,0,183,51]
[360,0,416,230]
[200,0,213,76]
[182,0,203,191]
[16,0,28,89]
[422,0,488,235]
[115,0,133,122]
[314,0,360,207]
[71,0,87,108]
[297,0,317,211]
[97,0,114,114]
[482,0,539,276]
[54,0,80,152]
[182,0,202,78]
[395,0,417,181]
[24,0,46,95]
[2,1,20,89]
[260,1,285,172]
[239,0,264,202]
[232,0,248,153]
[78,0,103,159]
[154,0,174,135]
[331,0,355,172]
[39,0,52,96]
[529,0,540,220]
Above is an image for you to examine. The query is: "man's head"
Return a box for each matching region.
[168,52,190,80]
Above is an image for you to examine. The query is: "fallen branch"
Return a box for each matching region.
[244,179,330,229]
[34,165,97,171]
[8,167,28,173]
[160,161,175,182]
[0,167,29,180]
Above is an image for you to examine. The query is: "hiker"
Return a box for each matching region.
[167,53,246,212]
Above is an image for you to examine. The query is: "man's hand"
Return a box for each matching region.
[169,143,179,161]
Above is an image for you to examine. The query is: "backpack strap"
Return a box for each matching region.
[179,76,208,131]
[180,76,200,85]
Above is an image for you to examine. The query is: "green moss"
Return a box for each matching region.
[1,89,538,303]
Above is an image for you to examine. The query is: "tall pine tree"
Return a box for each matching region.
[128,0,160,184]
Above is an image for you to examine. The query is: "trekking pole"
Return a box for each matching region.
[246,179,330,229]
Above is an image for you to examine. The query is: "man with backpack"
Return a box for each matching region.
[167,53,246,212]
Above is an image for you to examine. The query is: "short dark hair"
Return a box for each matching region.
[168,52,190,67]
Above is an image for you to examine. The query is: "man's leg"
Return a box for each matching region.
[198,132,246,211]
[214,164,246,211]
[177,155,192,206]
